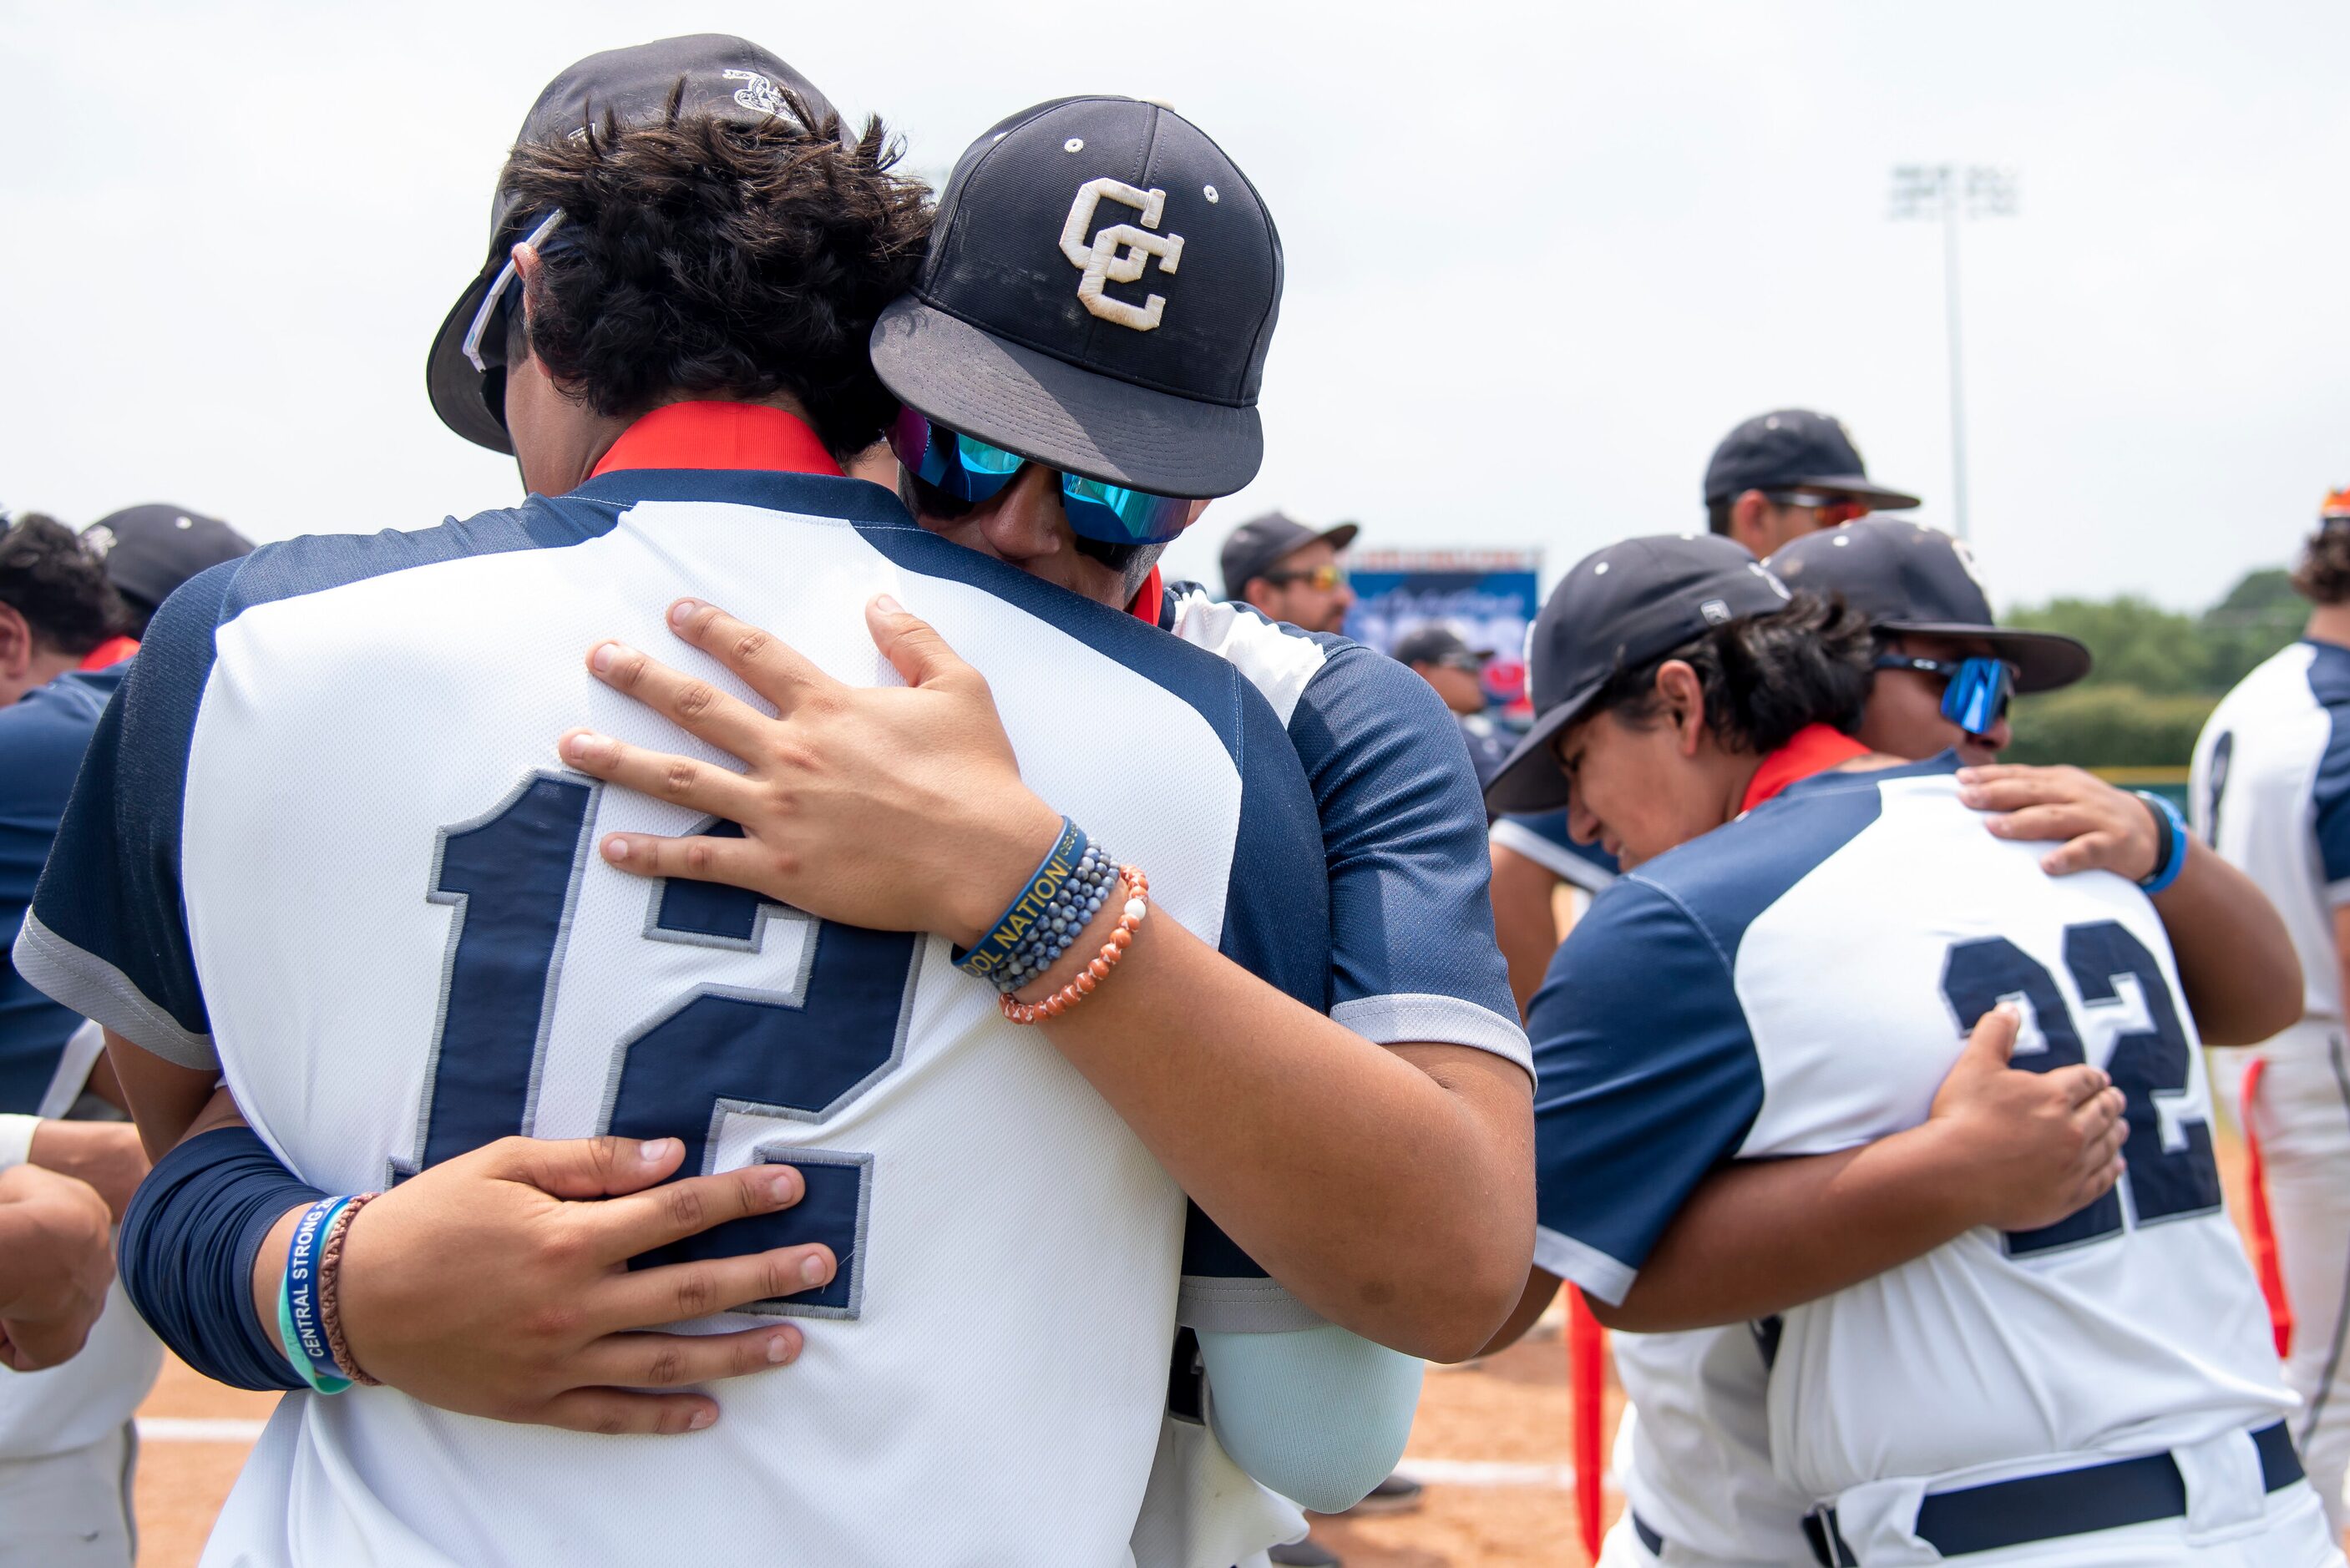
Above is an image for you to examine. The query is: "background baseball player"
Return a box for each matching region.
[1487,534,2331,1565]
[2192,488,2350,1535]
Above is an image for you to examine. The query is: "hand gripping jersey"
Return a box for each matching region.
[1529,757,2292,1522]
[16,468,1329,1568]
[1132,585,1531,1568]
[2192,640,2350,1060]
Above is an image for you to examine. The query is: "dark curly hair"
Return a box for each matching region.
[0,513,119,655]
[1580,591,1875,755]
[499,84,931,459]
[2294,522,2350,606]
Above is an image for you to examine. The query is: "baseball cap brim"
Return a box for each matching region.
[1877,621,2092,695]
[427,269,516,456]
[1481,679,1607,816]
[1790,474,1922,512]
[871,296,1263,498]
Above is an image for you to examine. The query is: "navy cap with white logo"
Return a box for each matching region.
[1703,408,1920,512]
[1483,534,1795,814]
[426,35,843,454]
[871,97,1283,499]
[1765,519,2090,693]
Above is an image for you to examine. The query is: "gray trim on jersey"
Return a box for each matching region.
[637,815,806,954]
[393,771,601,1182]
[1534,1224,1636,1308]
[739,1143,874,1322]
[9,913,217,1070]
[1178,1276,1327,1334]
[2328,878,2350,909]
[1489,817,1618,894]
[1330,994,1532,1076]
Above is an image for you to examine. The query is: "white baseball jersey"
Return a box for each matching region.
[2192,640,2350,1061]
[1528,756,2292,1513]
[17,463,1333,1567]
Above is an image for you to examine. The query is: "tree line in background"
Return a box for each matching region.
[2001,569,2305,768]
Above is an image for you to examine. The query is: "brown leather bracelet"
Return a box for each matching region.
[317,1191,382,1387]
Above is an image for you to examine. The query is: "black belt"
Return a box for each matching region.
[1804,1421,2302,1564]
[1632,1510,1665,1555]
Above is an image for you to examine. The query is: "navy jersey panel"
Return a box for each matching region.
[0,665,124,1110]
[2305,640,2350,884]
[1527,876,1763,1303]
[1528,766,1892,1302]
[1285,638,1519,1029]
[20,504,612,1069]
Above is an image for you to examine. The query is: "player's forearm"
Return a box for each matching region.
[106,1029,222,1161]
[1489,843,1562,1019]
[1035,911,1534,1362]
[2155,842,2301,1046]
[1594,1131,1980,1333]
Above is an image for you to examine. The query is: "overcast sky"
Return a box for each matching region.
[5,1,2345,612]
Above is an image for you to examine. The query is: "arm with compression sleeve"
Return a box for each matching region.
[1197,1324,1422,1514]
[118,1125,317,1391]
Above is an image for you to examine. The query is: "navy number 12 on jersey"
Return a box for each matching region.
[398,773,920,1318]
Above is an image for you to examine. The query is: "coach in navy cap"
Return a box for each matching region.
[1704,408,1920,560]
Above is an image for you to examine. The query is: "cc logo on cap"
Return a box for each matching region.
[1060,179,1186,331]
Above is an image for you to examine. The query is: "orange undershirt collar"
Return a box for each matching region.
[1740,722,1871,814]
[78,636,139,671]
[588,401,842,479]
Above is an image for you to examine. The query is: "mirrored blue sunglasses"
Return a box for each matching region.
[1874,652,2018,736]
[886,409,1195,546]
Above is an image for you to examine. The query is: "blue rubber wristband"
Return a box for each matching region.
[952,817,1086,982]
[280,1196,354,1393]
[2134,791,2190,895]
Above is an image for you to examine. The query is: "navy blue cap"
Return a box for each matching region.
[426,36,843,454]
[1765,519,2089,694]
[81,504,253,609]
[1484,534,1794,813]
[1703,408,1920,511]
[872,97,1283,498]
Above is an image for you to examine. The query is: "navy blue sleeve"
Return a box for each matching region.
[1490,810,1620,894]
[118,1125,318,1392]
[1181,677,1333,1333]
[2315,706,2350,895]
[13,564,236,1070]
[0,670,119,1111]
[1288,643,1528,1070]
[1527,876,1763,1306]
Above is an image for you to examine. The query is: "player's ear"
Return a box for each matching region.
[1729,490,1770,555]
[1654,660,1707,756]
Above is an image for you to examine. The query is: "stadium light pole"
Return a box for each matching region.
[1889,164,2018,542]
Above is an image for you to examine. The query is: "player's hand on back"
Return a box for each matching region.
[0,1162,114,1371]
[1925,1004,2129,1233]
[1957,764,2160,881]
[327,1134,838,1435]
[559,596,1066,946]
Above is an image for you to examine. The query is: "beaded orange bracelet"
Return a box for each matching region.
[999,867,1148,1025]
